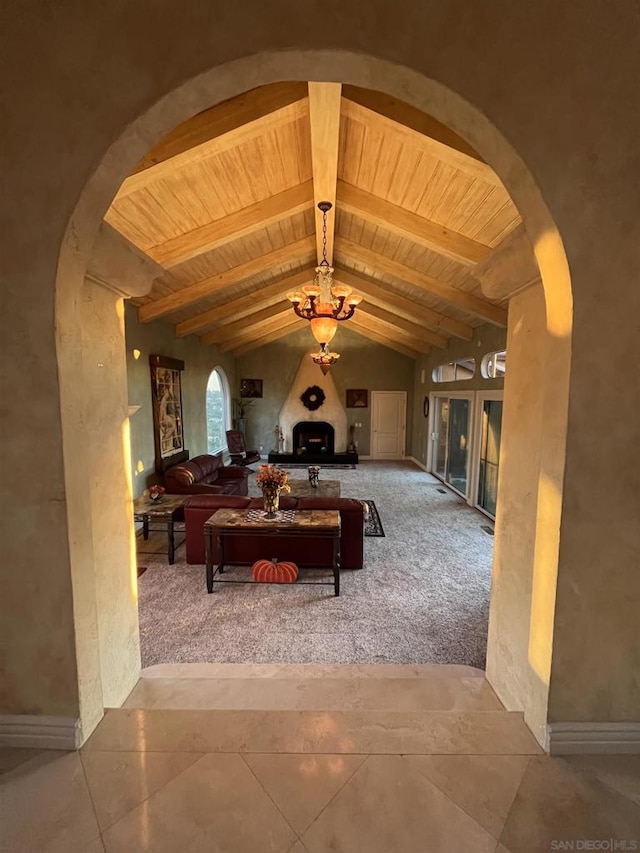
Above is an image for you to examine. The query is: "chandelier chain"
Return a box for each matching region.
[321,206,328,264]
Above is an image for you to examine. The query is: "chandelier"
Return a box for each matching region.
[287,201,362,346]
[310,343,340,375]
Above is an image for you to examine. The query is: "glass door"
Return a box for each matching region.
[431,395,472,497]
[434,397,449,479]
[447,398,471,495]
[476,398,503,518]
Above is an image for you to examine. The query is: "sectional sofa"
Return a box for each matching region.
[183,494,366,570]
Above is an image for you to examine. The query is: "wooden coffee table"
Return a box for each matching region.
[204,508,341,596]
[287,479,341,499]
[133,494,186,564]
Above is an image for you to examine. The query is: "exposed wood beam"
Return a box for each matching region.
[348,310,432,354]
[230,322,302,356]
[472,223,541,301]
[176,267,315,337]
[341,88,502,187]
[116,82,308,199]
[148,181,314,268]
[347,317,421,359]
[335,237,507,327]
[201,300,292,345]
[337,180,490,267]
[334,267,470,341]
[334,269,453,344]
[139,236,315,323]
[218,312,302,352]
[308,82,342,263]
[358,303,446,349]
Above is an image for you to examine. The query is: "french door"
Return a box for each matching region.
[473,392,504,519]
[431,393,473,498]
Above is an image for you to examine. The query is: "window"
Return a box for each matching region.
[432,358,476,383]
[481,350,507,379]
[206,368,230,454]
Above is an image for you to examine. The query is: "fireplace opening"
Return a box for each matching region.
[292,421,335,455]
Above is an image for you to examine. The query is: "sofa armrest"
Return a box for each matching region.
[218,466,251,480]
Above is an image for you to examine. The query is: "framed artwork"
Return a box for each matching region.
[149,355,189,473]
[240,378,263,398]
[346,388,368,408]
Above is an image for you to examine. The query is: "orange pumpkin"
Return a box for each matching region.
[252,558,298,583]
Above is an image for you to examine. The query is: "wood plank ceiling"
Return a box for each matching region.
[105,82,521,359]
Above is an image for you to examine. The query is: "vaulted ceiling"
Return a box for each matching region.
[105,82,522,359]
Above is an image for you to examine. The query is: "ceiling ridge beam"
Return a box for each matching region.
[176,267,315,338]
[334,267,472,340]
[116,82,309,199]
[148,181,314,268]
[341,93,502,187]
[335,237,507,327]
[138,236,315,323]
[337,180,491,267]
[308,82,342,263]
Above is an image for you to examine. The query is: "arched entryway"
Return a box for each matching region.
[0,11,596,752]
[52,53,572,749]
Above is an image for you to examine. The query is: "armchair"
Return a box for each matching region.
[226,429,261,465]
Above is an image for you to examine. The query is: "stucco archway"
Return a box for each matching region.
[55,51,571,746]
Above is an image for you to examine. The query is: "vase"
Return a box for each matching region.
[262,486,280,518]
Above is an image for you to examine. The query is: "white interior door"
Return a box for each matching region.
[371,391,406,458]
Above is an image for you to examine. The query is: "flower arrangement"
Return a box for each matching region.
[148,484,166,501]
[255,464,290,493]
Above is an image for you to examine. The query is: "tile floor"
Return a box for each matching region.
[2,717,638,852]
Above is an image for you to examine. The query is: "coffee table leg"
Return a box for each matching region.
[333,536,340,597]
[142,516,149,540]
[206,531,213,593]
[168,519,175,565]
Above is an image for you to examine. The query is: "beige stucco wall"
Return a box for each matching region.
[238,325,415,457]
[485,285,551,742]
[80,281,141,711]
[124,306,237,498]
[2,1,639,740]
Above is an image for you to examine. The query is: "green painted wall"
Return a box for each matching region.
[124,305,236,497]
[237,325,415,457]
[410,322,507,466]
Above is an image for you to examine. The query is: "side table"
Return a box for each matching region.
[204,508,341,595]
[133,494,187,564]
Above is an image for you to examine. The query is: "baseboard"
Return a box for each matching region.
[406,455,428,471]
[0,714,81,750]
[547,722,640,754]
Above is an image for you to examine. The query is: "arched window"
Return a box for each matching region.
[432,358,476,383]
[480,350,507,379]
[206,367,231,454]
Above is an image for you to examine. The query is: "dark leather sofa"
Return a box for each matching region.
[183,494,365,570]
[164,454,250,496]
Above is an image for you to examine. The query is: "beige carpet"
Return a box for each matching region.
[137,461,494,669]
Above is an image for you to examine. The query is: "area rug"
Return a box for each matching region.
[363,500,384,537]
